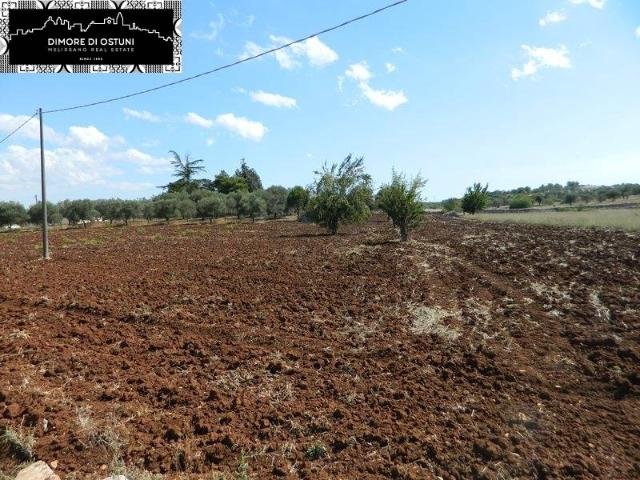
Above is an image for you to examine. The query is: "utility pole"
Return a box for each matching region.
[38,108,49,260]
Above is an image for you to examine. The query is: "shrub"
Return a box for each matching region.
[461,183,489,214]
[262,186,288,219]
[287,186,310,220]
[308,154,372,235]
[509,195,533,210]
[213,171,248,194]
[441,198,460,212]
[377,170,427,242]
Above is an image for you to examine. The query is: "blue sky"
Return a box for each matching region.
[1,0,640,205]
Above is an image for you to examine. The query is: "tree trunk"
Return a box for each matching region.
[400,224,409,242]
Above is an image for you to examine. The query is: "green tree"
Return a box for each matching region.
[177,198,197,219]
[153,197,179,222]
[377,170,427,242]
[564,193,577,206]
[461,183,489,214]
[213,171,248,194]
[196,193,226,222]
[95,199,121,224]
[286,186,309,220]
[164,151,206,193]
[534,195,543,206]
[235,159,263,192]
[119,200,141,224]
[27,202,62,225]
[141,200,155,222]
[0,202,27,227]
[308,154,372,235]
[262,186,288,219]
[61,199,95,227]
[226,191,248,219]
[243,192,267,221]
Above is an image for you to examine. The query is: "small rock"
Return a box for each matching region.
[102,476,128,480]
[49,460,57,470]
[15,462,60,480]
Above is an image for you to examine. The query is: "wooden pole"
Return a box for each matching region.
[38,108,49,260]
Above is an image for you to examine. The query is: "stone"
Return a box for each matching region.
[15,462,60,480]
[102,476,128,480]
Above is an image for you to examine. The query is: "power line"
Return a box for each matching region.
[43,0,408,114]
[0,111,38,145]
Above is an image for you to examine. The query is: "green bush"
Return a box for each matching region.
[308,154,372,235]
[461,183,489,214]
[441,198,460,212]
[27,202,62,225]
[509,195,533,210]
[377,170,427,242]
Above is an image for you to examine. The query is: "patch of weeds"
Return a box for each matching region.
[305,443,327,460]
[110,463,164,480]
[236,451,249,480]
[0,426,35,462]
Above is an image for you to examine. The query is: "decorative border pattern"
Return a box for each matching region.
[0,0,182,73]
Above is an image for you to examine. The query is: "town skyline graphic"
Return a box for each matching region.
[10,11,172,43]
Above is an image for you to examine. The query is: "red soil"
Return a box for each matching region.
[1,216,638,479]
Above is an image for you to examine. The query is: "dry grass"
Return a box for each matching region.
[0,426,34,462]
[408,304,460,341]
[471,209,640,231]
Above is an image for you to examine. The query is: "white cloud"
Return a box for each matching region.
[511,45,571,80]
[114,148,172,174]
[635,26,640,38]
[337,76,345,93]
[569,0,606,9]
[250,91,297,108]
[539,11,567,27]
[185,112,214,129]
[0,145,121,191]
[67,126,110,150]
[385,62,397,73]
[215,113,267,141]
[392,47,404,54]
[358,83,408,111]
[345,62,373,82]
[190,14,225,41]
[241,35,338,69]
[206,138,215,147]
[111,181,155,192]
[0,113,61,143]
[123,108,161,123]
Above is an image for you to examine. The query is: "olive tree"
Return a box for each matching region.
[262,186,288,219]
[61,199,95,227]
[308,155,372,235]
[243,192,267,221]
[153,197,179,222]
[196,193,226,222]
[27,202,63,225]
[0,202,27,227]
[286,186,309,220]
[377,170,427,242]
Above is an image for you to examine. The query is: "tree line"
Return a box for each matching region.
[0,154,428,242]
[442,181,640,213]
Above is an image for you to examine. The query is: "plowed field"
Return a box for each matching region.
[1,216,638,479]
